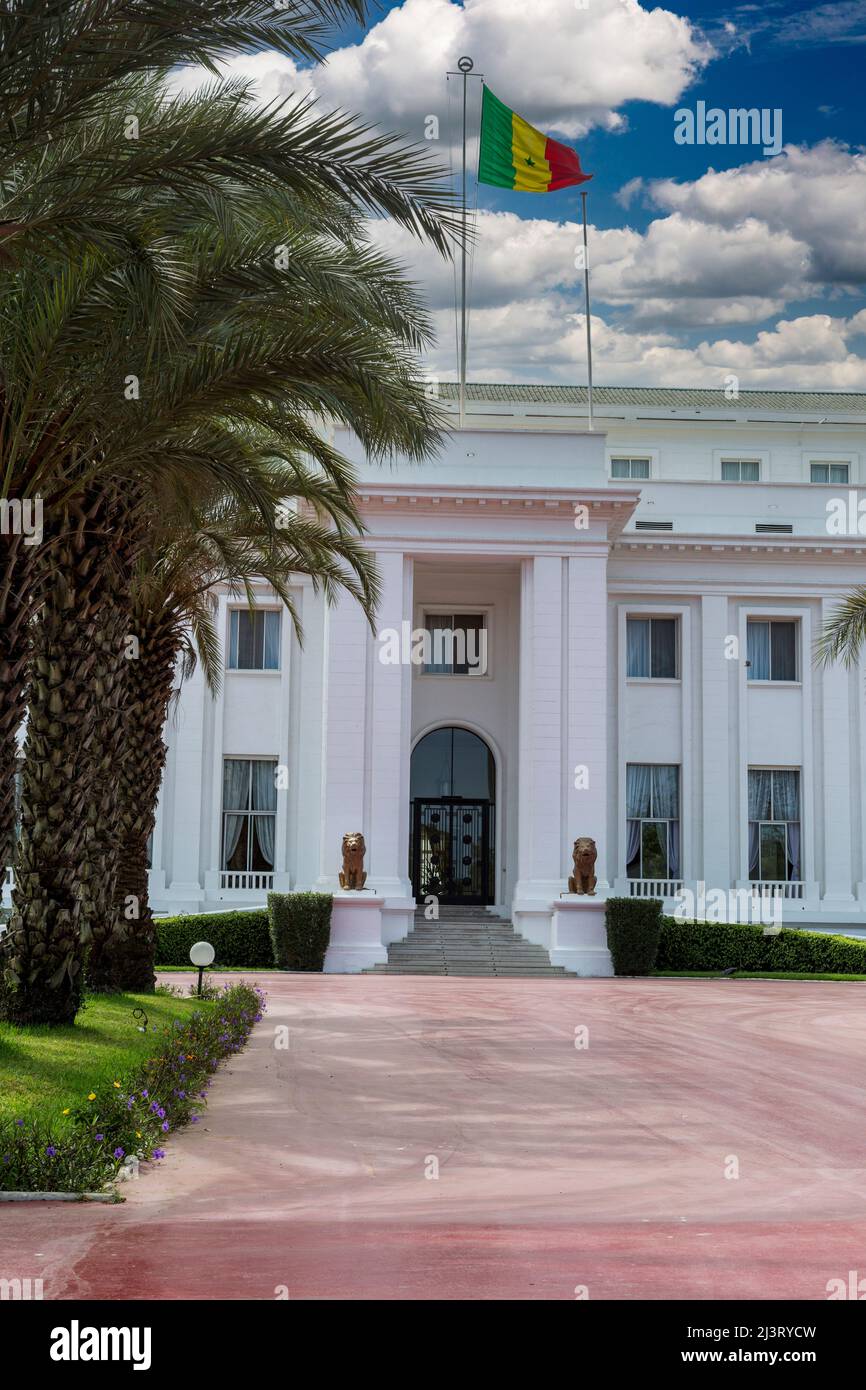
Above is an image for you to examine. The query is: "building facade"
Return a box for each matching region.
[125,384,866,955]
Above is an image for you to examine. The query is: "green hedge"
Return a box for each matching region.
[268,892,332,971]
[658,916,866,974]
[605,897,663,975]
[155,910,272,968]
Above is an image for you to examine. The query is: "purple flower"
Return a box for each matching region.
[161,1121,169,1132]
[157,1107,165,1120]
[190,1116,200,1124]
[141,1090,148,1099]
[46,1145,57,1157]
[153,1149,165,1160]
[15,1118,23,1126]
[95,1134,104,1143]
[113,1147,125,1160]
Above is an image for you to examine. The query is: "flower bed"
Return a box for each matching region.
[0,981,264,1193]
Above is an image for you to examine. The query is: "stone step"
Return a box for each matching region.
[363,914,574,977]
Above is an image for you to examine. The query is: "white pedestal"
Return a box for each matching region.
[551,895,613,976]
[324,894,387,973]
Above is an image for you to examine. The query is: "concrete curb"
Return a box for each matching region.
[0,1191,117,1202]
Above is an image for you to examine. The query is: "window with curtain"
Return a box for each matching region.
[611,457,650,480]
[626,617,678,679]
[810,462,849,484]
[626,764,680,880]
[422,613,486,675]
[746,619,797,681]
[748,769,801,882]
[228,609,281,671]
[721,459,760,481]
[222,758,277,872]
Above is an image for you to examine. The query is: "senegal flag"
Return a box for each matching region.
[478,86,592,193]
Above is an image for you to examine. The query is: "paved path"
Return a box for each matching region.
[3,975,865,1300]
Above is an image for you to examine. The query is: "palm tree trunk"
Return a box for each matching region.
[0,539,34,875]
[99,621,177,993]
[80,599,135,992]
[0,486,127,1025]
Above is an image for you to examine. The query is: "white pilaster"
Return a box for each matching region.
[166,659,207,906]
[515,555,565,902]
[316,586,370,890]
[566,550,609,888]
[367,552,414,898]
[822,596,855,904]
[701,595,732,890]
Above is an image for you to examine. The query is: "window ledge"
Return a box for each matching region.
[225,668,281,676]
[626,677,681,686]
[746,680,802,689]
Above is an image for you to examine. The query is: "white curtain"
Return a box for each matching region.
[652,765,679,818]
[252,761,277,869]
[627,619,650,678]
[626,764,652,818]
[668,820,680,877]
[263,612,281,670]
[626,820,641,870]
[748,822,760,876]
[773,770,800,821]
[222,759,249,867]
[747,621,770,680]
[748,769,773,821]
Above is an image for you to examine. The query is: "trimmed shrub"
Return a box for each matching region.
[605,897,663,975]
[155,910,272,968]
[268,892,333,971]
[658,916,866,974]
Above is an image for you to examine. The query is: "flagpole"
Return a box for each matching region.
[457,56,473,428]
[580,189,594,431]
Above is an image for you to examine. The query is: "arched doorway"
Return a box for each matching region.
[410,727,495,905]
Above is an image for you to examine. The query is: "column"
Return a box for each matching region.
[316,585,370,889]
[566,549,609,887]
[515,555,565,902]
[166,659,208,906]
[822,596,855,905]
[367,552,414,898]
[701,595,732,890]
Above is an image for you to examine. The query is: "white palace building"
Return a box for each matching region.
[63,383,866,968]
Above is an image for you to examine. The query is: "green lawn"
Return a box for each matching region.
[655,970,866,982]
[0,991,207,1127]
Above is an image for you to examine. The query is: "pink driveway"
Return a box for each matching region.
[3,974,865,1300]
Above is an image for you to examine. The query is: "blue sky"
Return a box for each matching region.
[182,1,866,387]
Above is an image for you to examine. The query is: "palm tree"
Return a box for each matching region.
[816,591,866,669]
[92,481,379,993]
[1,96,450,1023]
[0,70,457,939]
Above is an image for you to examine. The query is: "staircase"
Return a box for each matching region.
[364,906,572,977]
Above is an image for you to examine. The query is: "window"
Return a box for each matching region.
[810,461,849,484]
[749,769,801,882]
[228,609,280,670]
[626,617,678,679]
[422,613,487,675]
[747,619,797,681]
[721,459,760,482]
[626,765,680,880]
[221,758,277,872]
[611,457,650,480]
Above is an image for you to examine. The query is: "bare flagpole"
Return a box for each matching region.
[580,188,594,431]
[458,56,473,428]
[447,56,481,428]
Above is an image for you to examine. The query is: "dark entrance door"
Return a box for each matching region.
[410,727,496,906]
[412,798,492,905]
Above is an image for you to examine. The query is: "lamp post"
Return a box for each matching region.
[189,940,215,997]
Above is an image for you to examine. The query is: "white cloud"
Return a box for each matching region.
[648,142,866,287]
[172,0,714,138]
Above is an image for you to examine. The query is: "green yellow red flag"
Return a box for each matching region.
[478,85,592,193]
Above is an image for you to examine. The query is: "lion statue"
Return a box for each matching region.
[339,832,367,891]
[568,836,598,896]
